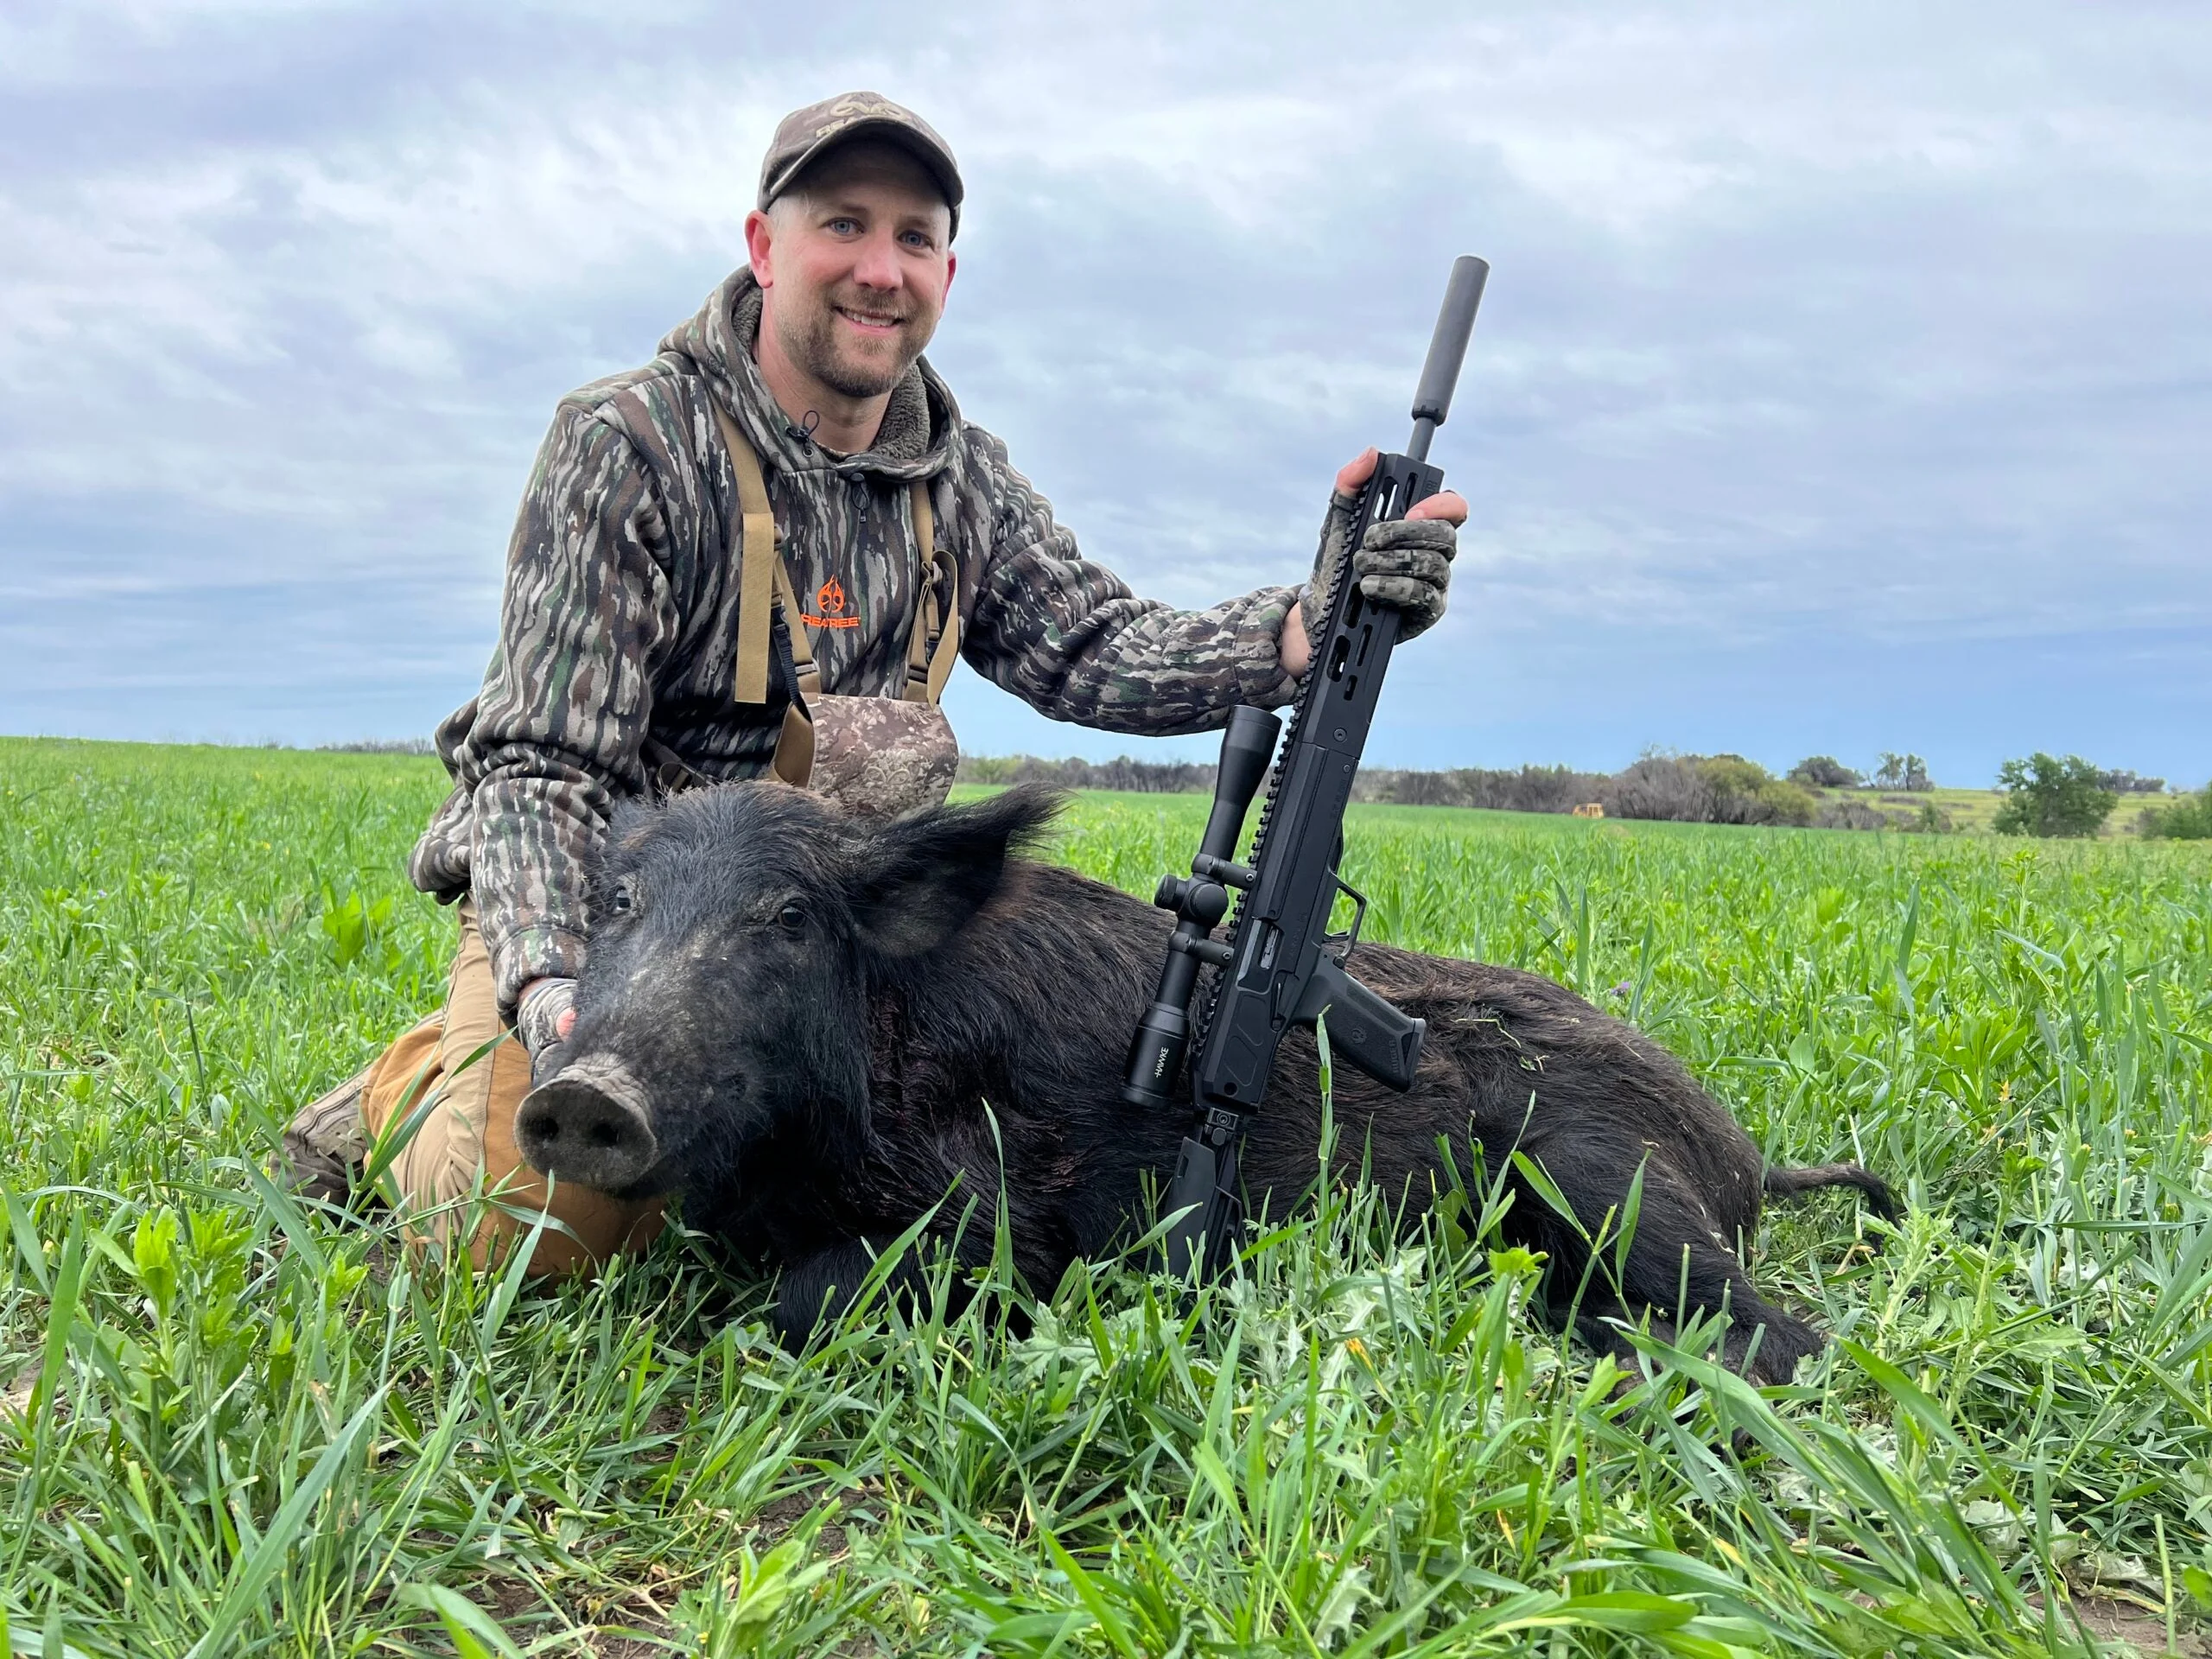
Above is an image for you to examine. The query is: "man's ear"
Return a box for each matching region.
[848,785,1062,958]
[743,207,775,288]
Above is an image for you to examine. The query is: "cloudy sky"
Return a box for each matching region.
[3,1,2206,785]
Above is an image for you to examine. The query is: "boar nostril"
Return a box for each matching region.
[516,1067,661,1192]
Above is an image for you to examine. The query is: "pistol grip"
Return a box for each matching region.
[1294,957,1426,1091]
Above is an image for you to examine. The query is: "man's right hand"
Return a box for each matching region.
[1290,448,1467,671]
[516,976,579,1084]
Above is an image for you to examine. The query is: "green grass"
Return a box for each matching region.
[5,737,2212,1656]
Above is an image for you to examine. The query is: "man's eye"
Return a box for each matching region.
[778,905,808,932]
[824,217,860,235]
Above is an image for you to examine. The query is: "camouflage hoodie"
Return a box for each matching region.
[409,267,1300,1009]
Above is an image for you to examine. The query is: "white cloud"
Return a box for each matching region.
[0,0,2206,770]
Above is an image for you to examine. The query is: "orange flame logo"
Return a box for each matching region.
[804,576,859,629]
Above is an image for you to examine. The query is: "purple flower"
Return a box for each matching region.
[1610,981,1632,997]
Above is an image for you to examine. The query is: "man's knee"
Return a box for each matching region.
[356,941,665,1274]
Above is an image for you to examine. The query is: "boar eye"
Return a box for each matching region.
[778,904,808,933]
[610,882,634,914]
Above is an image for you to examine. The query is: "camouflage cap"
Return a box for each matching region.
[759,92,964,239]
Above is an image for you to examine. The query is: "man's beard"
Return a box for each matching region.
[778,288,933,400]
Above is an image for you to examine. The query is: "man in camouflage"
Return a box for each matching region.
[286,92,1467,1269]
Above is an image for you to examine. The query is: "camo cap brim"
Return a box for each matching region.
[759,92,963,239]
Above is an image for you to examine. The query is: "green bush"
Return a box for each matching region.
[1993,752,2118,838]
[2139,785,2212,840]
[1788,754,1862,788]
[1607,753,1816,827]
[1815,797,1890,830]
[1903,801,1954,835]
[1700,755,1818,827]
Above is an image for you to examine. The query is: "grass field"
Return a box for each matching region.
[4,736,2212,1656]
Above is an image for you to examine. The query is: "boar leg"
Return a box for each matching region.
[1568,1286,1821,1389]
[772,1236,921,1347]
[771,1224,1008,1349]
[1539,1183,1825,1386]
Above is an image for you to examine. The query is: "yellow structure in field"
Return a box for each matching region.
[1572,803,1606,819]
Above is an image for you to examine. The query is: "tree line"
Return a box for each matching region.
[961,749,2209,840]
[314,738,2204,841]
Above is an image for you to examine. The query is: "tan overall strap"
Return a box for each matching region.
[712,403,779,706]
[770,702,815,787]
[925,550,961,702]
[771,561,824,702]
[901,484,961,706]
[763,560,819,786]
[708,404,807,781]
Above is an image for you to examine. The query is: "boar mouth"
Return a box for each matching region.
[515,1058,664,1194]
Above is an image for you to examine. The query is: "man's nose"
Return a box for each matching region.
[848,229,906,293]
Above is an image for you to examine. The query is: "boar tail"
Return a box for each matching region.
[1764,1161,1900,1223]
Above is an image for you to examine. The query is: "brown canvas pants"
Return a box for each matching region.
[359,900,664,1272]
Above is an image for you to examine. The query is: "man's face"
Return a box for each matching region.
[750,143,957,401]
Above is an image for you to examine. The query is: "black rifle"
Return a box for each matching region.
[1121,255,1491,1278]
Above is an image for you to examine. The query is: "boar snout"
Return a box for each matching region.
[516,1059,660,1192]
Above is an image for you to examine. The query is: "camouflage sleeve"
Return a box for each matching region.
[957,427,1300,734]
[463,405,676,1010]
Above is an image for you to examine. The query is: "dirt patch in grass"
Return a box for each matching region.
[2031,1592,2209,1656]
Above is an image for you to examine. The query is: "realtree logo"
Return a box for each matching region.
[804,577,859,629]
[815,97,901,139]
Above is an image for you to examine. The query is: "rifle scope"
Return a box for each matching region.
[1120,703,1282,1109]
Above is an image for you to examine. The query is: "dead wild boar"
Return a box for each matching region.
[517,783,1893,1378]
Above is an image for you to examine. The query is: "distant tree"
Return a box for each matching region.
[1698,755,1817,826]
[320,737,436,754]
[1789,755,1863,789]
[1605,753,1815,827]
[1479,765,1612,814]
[1347,765,1611,812]
[1872,752,1933,791]
[2098,769,2167,795]
[2138,785,2212,840]
[1393,770,1459,807]
[1993,753,2118,838]
[1604,753,1714,823]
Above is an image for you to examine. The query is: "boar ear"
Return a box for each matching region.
[848,785,1063,958]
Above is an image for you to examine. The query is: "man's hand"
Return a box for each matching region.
[1280,448,1468,677]
[516,976,578,1085]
